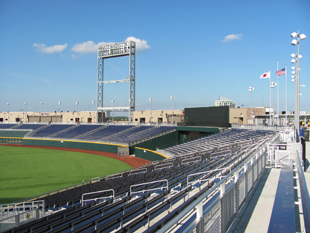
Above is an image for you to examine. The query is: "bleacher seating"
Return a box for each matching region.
[49,124,104,139]
[164,128,275,156]
[76,125,135,141]
[14,124,47,130]
[28,124,75,138]
[8,129,277,233]
[0,123,18,129]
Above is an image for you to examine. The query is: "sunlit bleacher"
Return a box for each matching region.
[9,128,276,233]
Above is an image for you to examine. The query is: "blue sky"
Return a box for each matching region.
[1,0,310,114]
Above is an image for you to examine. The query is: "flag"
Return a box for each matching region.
[260,71,270,79]
[276,68,286,76]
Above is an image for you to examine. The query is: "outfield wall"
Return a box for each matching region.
[131,131,178,152]
[134,147,167,161]
[0,130,30,137]
[23,138,127,153]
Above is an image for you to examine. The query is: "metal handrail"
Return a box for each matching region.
[130,179,168,196]
[296,151,310,232]
[187,167,231,186]
[81,189,114,206]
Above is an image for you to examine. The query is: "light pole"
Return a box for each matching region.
[58,102,61,122]
[76,101,79,122]
[271,82,277,126]
[248,87,254,124]
[149,98,153,123]
[291,31,306,133]
[24,102,27,123]
[92,100,95,112]
[111,100,114,122]
[170,96,174,124]
[7,103,10,122]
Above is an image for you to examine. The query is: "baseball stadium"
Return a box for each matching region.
[1,41,310,233]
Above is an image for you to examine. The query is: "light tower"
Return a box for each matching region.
[97,41,136,123]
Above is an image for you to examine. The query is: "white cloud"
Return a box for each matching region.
[222,34,242,42]
[71,37,150,55]
[33,43,67,53]
[125,37,150,53]
[71,41,103,53]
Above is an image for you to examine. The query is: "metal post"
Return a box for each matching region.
[277,59,280,126]
[285,64,287,126]
[7,103,10,122]
[269,69,271,126]
[297,31,300,135]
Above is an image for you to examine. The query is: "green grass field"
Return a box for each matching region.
[0,146,132,204]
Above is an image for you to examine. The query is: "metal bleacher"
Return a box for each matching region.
[0,123,18,129]
[27,124,75,138]
[2,128,280,233]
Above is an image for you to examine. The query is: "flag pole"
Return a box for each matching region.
[285,64,287,126]
[269,68,271,126]
[277,60,280,126]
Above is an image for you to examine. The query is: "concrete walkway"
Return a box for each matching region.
[231,141,310,233]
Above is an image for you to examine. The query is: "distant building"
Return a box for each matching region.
[214,97,236,108]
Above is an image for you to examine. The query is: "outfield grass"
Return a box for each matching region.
[0,146,132,204]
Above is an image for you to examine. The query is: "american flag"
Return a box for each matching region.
[276,68,286,76]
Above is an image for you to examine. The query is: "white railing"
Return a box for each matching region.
[0,201,45,232]
[81,189,114,206]
[130,179,168,196]
[157,141,269,233]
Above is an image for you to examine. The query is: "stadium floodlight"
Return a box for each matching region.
[291,79,295,82]
[248,87,254,124]
[111,100,114,122]
[291,32,298,38]
[291,71,296,75]
[76,101,79,116]
[291,66,296,70]
[300,84,306,87]
[170,96,174,124]
[291,54,296,58]
[291,39,297,45]
[92,100,95,112]
[291,31,306,132]
[7,103,10,122]
[24,102,27,122]
[149,98,153,123]
[40,102,43,115]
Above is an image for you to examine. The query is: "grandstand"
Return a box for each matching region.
[0,126,282,232]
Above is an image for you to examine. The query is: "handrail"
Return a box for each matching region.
[181,156,201,165]
[296,151,310,232]
[130,179,168,196]
[81,189,114,206]
[129,168,147,176]
[158,142,267,233]
[187,167,231,186]
[154,162,173,171]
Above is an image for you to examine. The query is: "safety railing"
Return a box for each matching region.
[296,151,310,233]
[81,189,114,206]
[0,201,45,232]
[157,141,268,233]
[130,179,168,196]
